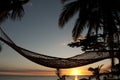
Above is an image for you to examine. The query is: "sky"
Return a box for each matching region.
[0,0,114,76]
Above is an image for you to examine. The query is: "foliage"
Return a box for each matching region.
[88,65,104,80]
[0,0,29,23]
[59,0,120,41]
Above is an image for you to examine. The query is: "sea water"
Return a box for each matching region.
[0,75,89,80]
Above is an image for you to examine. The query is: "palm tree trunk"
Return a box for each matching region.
[108,35,115,74]
[110,52,115,73]
[96,75,100,80]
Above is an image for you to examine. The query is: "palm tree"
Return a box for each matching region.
[88,65,103,80]
[59,0,120,73]
[112,64,120,78]
[59,0,120,41]
[0,0,29,23]
[0,0,29,51]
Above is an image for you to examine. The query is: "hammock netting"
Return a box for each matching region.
[0,27,118,69]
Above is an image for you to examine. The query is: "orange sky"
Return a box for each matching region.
[0,68,92,76]
[0,70,55,76]
[0,67,99,76]
[0,59,113,76]
[0,57,115,77]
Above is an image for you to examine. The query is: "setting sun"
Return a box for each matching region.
[70,68,81,75]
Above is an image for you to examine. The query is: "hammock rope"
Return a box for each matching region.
[0,27,118,69]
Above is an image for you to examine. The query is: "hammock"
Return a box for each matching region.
[0,27,118,69]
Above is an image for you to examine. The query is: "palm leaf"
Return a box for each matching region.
[11,4,25,20]
[61,0,70,4]
[59,1,80,28]
[0,0,29,22]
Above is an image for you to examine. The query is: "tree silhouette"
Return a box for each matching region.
[59,0,120,41]
[88,65,103,80]
[0,0,29,23]
[112,63,120,78]
[59,0,120,74]
[0,0,29,51]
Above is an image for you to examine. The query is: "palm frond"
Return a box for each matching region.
[72,7,89,40]
[98,64,104,69]
[11,5,24,20]
[59,1,80,28]
[0,0,29,22]
[10,0,29,20]
[88,67,94,71]
[72,17,86,41]
[61,0,69,4]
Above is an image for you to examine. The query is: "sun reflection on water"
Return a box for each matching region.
[74,75,78,80]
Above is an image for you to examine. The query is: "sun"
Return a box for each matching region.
[70,68,82,75]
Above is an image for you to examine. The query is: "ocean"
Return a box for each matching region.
[0,75,89,80]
